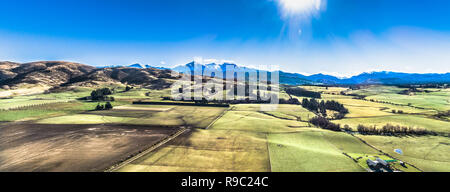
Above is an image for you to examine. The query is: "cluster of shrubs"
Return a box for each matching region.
[301,98,349,119]
[309,116,341,131]
[357,124,436,136]
[90,88,115,101]
[125,86,134,92]
[391,109,404,114]
[285,87,321,98]
[95,102,113,110]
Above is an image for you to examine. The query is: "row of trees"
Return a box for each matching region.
[301,98,349,119]
[309,116,341,131]
[285,87,321,98]
[357,124,436,136]
[0,101,69,111]
[168,96,304,105]
[398,84,448,89]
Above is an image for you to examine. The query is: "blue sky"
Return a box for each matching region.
[0,0,449,76]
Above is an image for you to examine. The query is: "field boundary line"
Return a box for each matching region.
[265,133,272,172]
[205,107,231,129]
[319,131,369,172]
[105,127,188,172]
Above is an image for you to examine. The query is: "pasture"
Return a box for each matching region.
[37,104,227,128]
[268,130,369,172]
[346,85,450,111]
[117,129,270,172]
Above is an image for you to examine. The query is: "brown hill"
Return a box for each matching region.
[0,61,178,90]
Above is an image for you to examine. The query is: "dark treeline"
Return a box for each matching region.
[165,96,302,105]
[279,98,301,105]
[340,92,367,99]
[433,110,450,120]
[285,87,321,98]
[398,87,435,95]
[309,116,341,131]
[163,96,274,105]
[357,124,436,136]
[301,98,349,119]
[135,101,230,107]
[397,84,448,89]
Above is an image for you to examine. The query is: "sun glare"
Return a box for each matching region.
[277,0,322,16]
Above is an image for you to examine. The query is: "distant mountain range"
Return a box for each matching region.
[2,61,448,92]
[149,61,450,85]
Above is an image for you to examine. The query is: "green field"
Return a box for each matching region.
[37,104,227,128]
[268,130,367,172]
[0,87,172,122]
[118,129,270,172]
[346,85,450,111]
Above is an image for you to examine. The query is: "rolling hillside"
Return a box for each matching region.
[0,61,178,91]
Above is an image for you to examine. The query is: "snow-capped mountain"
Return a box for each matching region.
[128,63,144,68]
[172,61,260,77]
[170,61,450,85]
[99,61,450,85]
